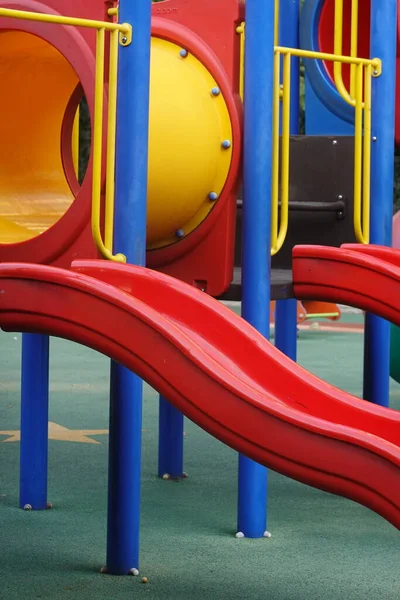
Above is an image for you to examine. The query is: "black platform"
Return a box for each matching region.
[218,267,293,302]
[220,136,356,302]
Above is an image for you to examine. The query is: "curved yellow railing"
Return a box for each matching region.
[72,107,80,178]
[274,46,376,246]
[331,0,379,243]
[237,5,379,252]
[349,0,359,99]
[274,0,280,46]
[333,0,381,108]
[236,22,245,100]
[271,49,290,256]
[333,0,358,107]
[0,7,130,262]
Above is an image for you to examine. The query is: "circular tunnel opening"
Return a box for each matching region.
[0,31,85,245]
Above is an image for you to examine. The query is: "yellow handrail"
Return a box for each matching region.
[353,62,364,241]
[104,29,120,251]
[0,7,130,262]
[277,45,380,70]
[274,45,376,247]
[276,52,291,253]
[333,0,356,106]
[236,22,245,100]
[333,0,381,108]
[0,7,130,39]
[271,50,281,252]
[236,12,377,253]
[361,63,372,243]
[274,0,279,46]
[72,107,80,179]
[349,0,359,98]
[271,50,291,256]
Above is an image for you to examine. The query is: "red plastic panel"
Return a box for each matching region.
[0,0,241,296]
[341,243,400,268]
[149,0,243,296]
[0,259,399,528]
[293,244,400,325]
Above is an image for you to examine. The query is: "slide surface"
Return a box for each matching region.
[292,244,400,323]
[0,256,399,528]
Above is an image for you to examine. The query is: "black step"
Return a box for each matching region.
[218,267,293,302]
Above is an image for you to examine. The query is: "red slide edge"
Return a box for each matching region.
[0,260,398,529]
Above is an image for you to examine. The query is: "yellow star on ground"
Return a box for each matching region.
[0,421,109,444]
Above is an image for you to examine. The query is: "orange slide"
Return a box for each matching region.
[270,300,341,324]
[0,251,399,528]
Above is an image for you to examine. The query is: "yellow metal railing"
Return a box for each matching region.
[236,8,280,102]
[72,107,80,178]
[273,46,379,252]
[332,0,379,244]
[0,7,131,262]
[236,0,380,254]
[236,22,245,100]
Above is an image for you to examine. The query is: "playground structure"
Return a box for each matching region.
[0,0,399,583]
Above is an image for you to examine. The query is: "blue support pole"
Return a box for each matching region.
[274,0,300,362]
[106,0,152,575]
[237,0,275,538]
[363,0,397,407]
[275,300,297,360]
[20,333,50,510]
[158,397,184,479]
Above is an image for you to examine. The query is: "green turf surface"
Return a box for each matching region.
[0,327,399,599]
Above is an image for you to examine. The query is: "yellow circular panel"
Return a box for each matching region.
[147,37,233,250]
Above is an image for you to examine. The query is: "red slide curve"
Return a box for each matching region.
[0,258,399,528]
[292,244,400,323]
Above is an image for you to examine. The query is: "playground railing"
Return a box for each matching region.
[273,45,380,253]
[0,7,131,263]
[237,5,380,255]
[332,0,380,246]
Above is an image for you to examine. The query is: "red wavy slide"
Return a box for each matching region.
[0,253,399,529]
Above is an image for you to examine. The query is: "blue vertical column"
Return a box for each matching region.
[237,0,275,538]
[363,0,397,407]
[106,0,152,575]
[274,0,300,361]
[20,333,50,510]
[158,397,184,479]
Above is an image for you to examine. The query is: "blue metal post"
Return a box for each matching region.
[106,0,152,575]
[237,0,275,538]
[20,333,50,510]
[363,0,397,407]
[274,0,300,362]
[158,397,184,478]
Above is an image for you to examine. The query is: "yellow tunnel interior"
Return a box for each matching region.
[0,32,233,249]
[0,31,79,244]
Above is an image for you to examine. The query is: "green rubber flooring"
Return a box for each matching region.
[0,323,399,599]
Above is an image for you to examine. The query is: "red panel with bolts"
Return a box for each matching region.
[149,0,243,296]
[0,0,241,297]
[0,0,114,266]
